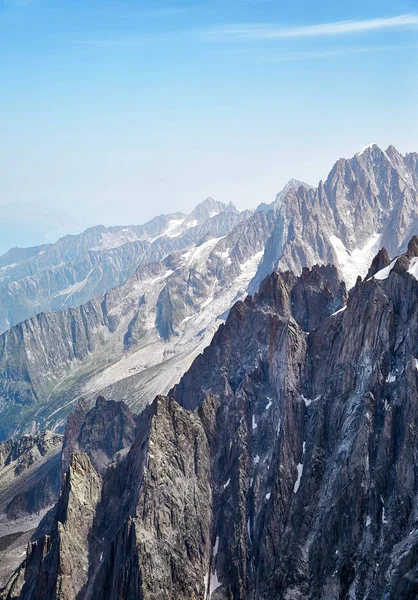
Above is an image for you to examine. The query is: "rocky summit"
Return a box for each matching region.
[1,237,417,599]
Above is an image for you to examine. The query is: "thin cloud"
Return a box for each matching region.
[204,14,418,41]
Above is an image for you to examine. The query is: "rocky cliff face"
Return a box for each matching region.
[253,144,418,290]
[3,239,416,599]
[0,431,62,588]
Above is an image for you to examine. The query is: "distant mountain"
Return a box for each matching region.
[0,208,274,440]
[252,144,418,291]
[2,238,417,599]
[0,200,251,334]
[256,178,313,213]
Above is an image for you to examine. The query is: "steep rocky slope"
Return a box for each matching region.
[0,432,62,588]
[2,239,417,599]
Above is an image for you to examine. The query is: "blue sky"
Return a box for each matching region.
[1,0,418,233]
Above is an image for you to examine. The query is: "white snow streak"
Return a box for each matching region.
[210,570,221,595]
[331,306,347,317]
[212,536,219,558]
[356,143,376,155]
[329,233,381,289]
[293,463,303,494]
[293,441,306,494]
[374,258,397,280]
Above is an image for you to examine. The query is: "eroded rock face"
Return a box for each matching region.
[60,396,137,476]
[1,245,417,600]
[253,145,418,290]
[0,431,63,588]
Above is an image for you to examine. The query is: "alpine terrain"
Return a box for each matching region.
[0,145,416,441]
[0,235,417,599]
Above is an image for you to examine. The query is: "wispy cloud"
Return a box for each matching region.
[71,14,418,50]
[204,14,418,41]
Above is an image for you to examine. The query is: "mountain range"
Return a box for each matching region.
[0,235,417,598]
[0,144,417,443]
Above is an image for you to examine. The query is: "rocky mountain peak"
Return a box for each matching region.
[188,197,239,222]
[61,396,136,476]
[366,247,391,279]
[256,178,313,213]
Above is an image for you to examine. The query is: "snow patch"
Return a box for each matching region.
[265,492,271,500]
[223,478,231,490]
[386,373,396,383]
[92,229,142,250]
[162,218,185,237]
[265,397,272,410]
[148,218,185,242]
[408,256,418,280]
[301,395,312,407]
[329,233,381,289]
[182,237,223,267]
[293,440,306,494]
[302,394,320,407]
[252,414,257,430]
[356,143,377,155]
[331,306,347,317]
[254,455,260,465]
[210,570,221,595]
[55,277,89,299]
[374,258,397,280]
[293,463,303,494]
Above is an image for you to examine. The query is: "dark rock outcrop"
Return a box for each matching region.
[366,247,391,279]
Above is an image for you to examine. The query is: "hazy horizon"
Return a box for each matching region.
[1,0,418,249]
